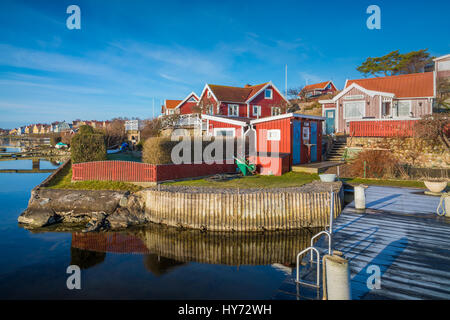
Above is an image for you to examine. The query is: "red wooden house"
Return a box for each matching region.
[300,81,337,100]
[319,72,435,136]
[162,92,199,115]
[197,81,289,119]
[201,113,325,175]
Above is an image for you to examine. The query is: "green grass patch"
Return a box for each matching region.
[342,177,428,189]
[164,171,320,189]
[45,162,143,192]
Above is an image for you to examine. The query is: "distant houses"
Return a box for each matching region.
[7,119,110,136]
[299,81,337,100]
[162,92,199,115]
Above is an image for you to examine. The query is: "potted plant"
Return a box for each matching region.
[421,173,449,194]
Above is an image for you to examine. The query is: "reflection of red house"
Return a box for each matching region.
[162,92,199,115]
[300,81,337,100]
[72,232,151,254]
[197,81,289,119]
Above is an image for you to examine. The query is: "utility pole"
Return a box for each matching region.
[285,64,287,97]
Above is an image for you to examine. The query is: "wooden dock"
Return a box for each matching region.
[274,185,450,300]
[292,161,343,174]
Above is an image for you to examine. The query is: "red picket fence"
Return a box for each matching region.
[72,161,156,182]
[349,120,418,137]
[72,160,237,183]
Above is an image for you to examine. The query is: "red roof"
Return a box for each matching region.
[165,100,182,109]
[302,81,331,91]
[346,72,434,98]
[208,83,269,103]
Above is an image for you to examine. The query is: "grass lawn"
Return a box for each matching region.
[342,177,430,189]
[44,162,143,192]
[164,171,320,189]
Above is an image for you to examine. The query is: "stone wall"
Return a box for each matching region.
[348,137,449,168]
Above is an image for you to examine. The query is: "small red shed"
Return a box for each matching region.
[249,113,325,175]
[201,114,249,137]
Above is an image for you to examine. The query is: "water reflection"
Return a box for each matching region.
[70,224,319,276]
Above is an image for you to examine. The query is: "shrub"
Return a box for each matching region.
[143,137,177,164]
[71,128,107,163]
[414,113,449,150]
[143,136,248,164]
[349,149,399,178]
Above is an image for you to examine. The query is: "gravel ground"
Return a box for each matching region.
[148,180,342,194]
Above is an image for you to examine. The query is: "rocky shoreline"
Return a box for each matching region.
[18,159,343,232]
[18,188,148,232]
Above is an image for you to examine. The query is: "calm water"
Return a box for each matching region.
[0,151,314,299]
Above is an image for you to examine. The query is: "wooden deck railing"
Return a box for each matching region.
[349,120,418,137]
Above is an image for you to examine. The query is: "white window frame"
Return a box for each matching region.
[265,89,273,99]
[302,127,310,141]
[253,105,261,117]
[343,101,365,119]
[213,128,235,137]
[271,107,281,116]
[228,104,239,117]
[267,129,280,141]
[207,91,211,98]
[396,100,412,118]
[208,105,214,115]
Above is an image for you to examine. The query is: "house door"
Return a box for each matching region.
[325,110,335,134]
[292,121,301,165]
[310,122,318,162]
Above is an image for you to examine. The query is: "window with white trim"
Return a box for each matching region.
[253,105,261,117]
[343,101,365,119]
[265,89,273,99]
[397,100,411,117]
[271,107,281,116]
[207,91,211,98]
[267,129,280,141]
[208,105,214,115]
[228,104,239,117]
[213,128,235,137]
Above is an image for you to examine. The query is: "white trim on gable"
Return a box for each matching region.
[250,112,325,125]
[201,114,248,127]
[199,84,220,103]
[332,83,395,102]
[174,92,200,109]
[245,81,290,104]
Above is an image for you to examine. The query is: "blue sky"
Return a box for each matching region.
[0,0,449,129]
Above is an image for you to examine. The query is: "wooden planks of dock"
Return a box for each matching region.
[292,161,343,174]
[274,185,450,300]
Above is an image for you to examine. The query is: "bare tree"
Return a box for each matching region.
[104,119,126,148]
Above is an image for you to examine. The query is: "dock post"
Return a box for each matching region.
[354,185,366,210]
[322,255,351,300]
